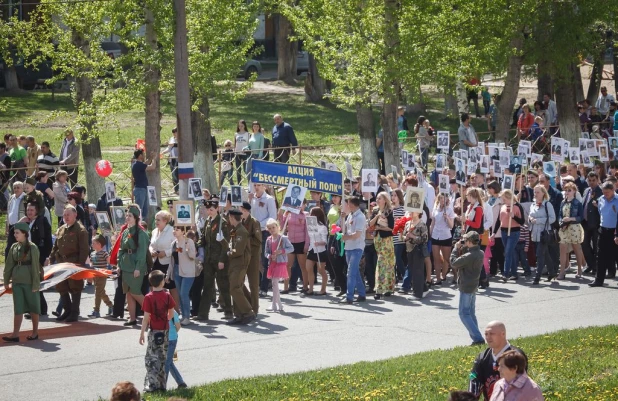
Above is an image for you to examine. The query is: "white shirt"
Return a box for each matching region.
[251,192,277,230]
[596,94,615,115]
[423,181,435,213]
[168,136,178,158]
[344,209,366,251]
[483,202,494,231]
[8,193,24,225]
[431,204,456,240]
[545,99,558,125]
[235,132,250,153]
[308,224,328,253]
[149,224,175,265]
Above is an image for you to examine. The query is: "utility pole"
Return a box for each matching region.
[173,0,194,201]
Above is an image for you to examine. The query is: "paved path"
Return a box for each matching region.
[1,274,617,401]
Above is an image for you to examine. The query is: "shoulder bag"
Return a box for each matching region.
[540,202,558,245]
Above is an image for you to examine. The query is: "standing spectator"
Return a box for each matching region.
[234,120,250,184]
[59,129,80,187]
[397,105,409,134]
[35,171,54,211]
[490,351,544,401]
[250,183,278,297]
[450,231,484,345]
[543,93,558,130]
[529,185,558,285]
[247,121,266,177]
[52,170,70,225]
[5,181,26,258]
[487,95,499,141]
[581,172,602,275]
[272,114,298,163]
[36,141,59,183]
[26,136,42,177]
[8,135,27,181]
[533,100,546,121]
[578,104,591,132]
[458,113,478,151]
[376,126,385,175]
[481,86,491,116]
[0,143,12,210]
[132,149,156,220]
[516,104,535,138]
[161,128,179,194]
[466,78,482,118]
[589,181,618,287]
[340,196,367,304]
[595,86,614,116]
[219,140,235,186]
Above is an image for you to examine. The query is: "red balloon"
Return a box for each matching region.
[95,160,113,178]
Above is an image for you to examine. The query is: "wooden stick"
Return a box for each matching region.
[460,184,465,231]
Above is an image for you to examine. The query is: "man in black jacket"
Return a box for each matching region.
[581,172,602,274]
[469,321,527,401]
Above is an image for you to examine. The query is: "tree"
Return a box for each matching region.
[304,52,326,102]
[276,13,298,84]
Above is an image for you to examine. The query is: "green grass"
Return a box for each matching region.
[141,325,618,401]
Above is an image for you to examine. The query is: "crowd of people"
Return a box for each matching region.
[4,88,618,397]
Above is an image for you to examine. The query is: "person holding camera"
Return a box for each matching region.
[450,231,484,345]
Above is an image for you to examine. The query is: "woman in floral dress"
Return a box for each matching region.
[368,192,396,300]
[557,182,584,280]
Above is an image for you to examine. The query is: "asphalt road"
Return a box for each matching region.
[1,274,617,401]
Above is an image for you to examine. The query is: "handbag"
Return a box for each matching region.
[540,202,558,244]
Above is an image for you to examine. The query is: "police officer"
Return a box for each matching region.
[240,201,262,314]
[48,205,89,322]
[195,197,233,321]
[227,208,255,325]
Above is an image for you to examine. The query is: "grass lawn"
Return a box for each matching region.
[140,325,618,401]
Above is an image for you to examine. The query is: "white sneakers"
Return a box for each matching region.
[180,318,191,326]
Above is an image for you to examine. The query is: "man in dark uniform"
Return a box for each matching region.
[195,197,233,321]
[226,209,255,325]
[48,205,89,322]
[23,177,45,217]
[240,201,262,314]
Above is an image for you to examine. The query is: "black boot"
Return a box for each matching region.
[57,293,72,321]
[65,292,81,322]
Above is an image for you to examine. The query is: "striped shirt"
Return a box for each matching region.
[518,225,530,252]
[90,250,109,269]
[392,206,405,245]
[36,152,60,173]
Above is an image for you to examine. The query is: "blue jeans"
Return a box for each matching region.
[459,292,483,343]
[165,339,185,386]
[501,229,520,278]
[514,242,531,275]
[174,268,194,320]
[419,147,429,169]
[133,187,149,220]
[345,249,366,301]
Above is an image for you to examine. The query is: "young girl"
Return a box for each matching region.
[165,310,187,389]
[264,218,294,312]
[305,207,329,295]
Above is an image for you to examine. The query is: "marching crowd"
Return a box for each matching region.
[3,90,618,398]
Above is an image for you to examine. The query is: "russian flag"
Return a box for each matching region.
[178,162,194,180]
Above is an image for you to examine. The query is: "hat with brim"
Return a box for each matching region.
[241,201,251,211]
[229,209,242,216]
[14,222,30,233]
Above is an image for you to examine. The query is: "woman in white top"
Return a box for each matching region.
[149,210,180,311]
[305,207,329,295]
[430,193,456,284]
[52,170,69,225]
[234,119,250,184]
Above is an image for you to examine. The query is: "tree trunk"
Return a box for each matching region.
[70,32,104,203]
[173,0,194,201]
[574,64,584,103]
[455,80,468,114]
[537,56,553,101]
[144,6,162,220]
[444,85,458,117]
[3,66,19,91]
[586,50,605,104]
[276,14,297,84]
[356,103,379,170]
[382,0,400,174]
[495,36,524,144]
[304,52,325,102]
[191,96,218,192]
[555,63,581,144]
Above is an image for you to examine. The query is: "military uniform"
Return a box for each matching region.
[228,222,254,320]
[242,215,262,314]
[4,241,41,315]
[197,213,232,319]
[117,225,150,295]
[49,221,89,322]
